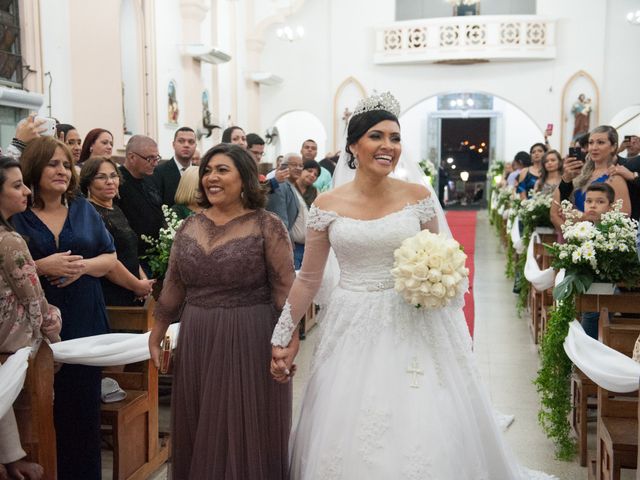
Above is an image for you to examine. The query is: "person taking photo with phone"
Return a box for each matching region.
[551,125,631,232]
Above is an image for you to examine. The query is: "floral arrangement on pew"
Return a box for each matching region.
[418,159,437,186]
[142,205,185,295]
[487,159,505,187]
[534,199,640,459]
[488,186,517,272]
[513,191,554,314]
[391,231,469,309]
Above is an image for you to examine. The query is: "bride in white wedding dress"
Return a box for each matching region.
[271,92,554,480]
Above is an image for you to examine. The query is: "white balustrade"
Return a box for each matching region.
[374,15,556,64]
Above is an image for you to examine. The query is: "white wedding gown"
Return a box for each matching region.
[273,197,555,480]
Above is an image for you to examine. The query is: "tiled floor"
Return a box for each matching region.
[103,210,614,479]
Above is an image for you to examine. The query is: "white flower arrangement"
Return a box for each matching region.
[141,205,184,278]
[549,199,640,300]
[391,230,469,309]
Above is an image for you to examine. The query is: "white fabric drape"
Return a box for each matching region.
[0,347,31,419]
[50,323,180,366]
[524,233,556,292]
[510,217,525,254]
[564,320,640,393]
[0,323,181,415]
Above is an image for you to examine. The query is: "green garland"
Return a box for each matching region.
[505,236,515,279]
[515,252,529,315]
[534,298,577,460]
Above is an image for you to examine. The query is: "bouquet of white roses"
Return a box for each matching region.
[142,205,184,278]
[391,231,469,309]
[548,200,640,300]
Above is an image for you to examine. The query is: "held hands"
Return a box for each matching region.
[133,278,155,299]
[38,251,85,277]
[271,333,300,384]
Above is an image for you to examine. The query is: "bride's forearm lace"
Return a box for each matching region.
[271,301,295,347]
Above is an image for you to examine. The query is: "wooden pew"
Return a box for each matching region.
[0,341,56,480]
[574,292,640,469]
[595,309,640,480]
[101,298,170,480]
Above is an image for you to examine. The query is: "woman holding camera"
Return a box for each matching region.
[551,125,630,232]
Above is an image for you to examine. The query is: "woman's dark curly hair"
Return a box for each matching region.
[345,109,399,169]
[197,143,266,209]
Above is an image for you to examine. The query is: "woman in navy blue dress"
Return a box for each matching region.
[12,137,116,480]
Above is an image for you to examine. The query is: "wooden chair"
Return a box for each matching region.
[101,298,170,480]
[0,341,56,480]
[594,309,640,479]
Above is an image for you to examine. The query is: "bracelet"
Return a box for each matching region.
[11,138,27,151]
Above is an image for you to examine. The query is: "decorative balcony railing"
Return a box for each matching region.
[374,15,556,65]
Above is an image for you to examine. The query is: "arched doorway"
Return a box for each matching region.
[272,110,327,161]
[400,92,543,206]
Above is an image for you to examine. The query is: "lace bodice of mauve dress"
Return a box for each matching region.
[155,209,293,321]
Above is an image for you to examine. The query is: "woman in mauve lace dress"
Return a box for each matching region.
[149,143,295,480]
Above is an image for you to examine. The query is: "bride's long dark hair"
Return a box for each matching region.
[345,110,399,169]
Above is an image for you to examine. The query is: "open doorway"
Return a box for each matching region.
[441,117,490,208]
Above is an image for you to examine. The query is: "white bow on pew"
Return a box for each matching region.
[524,232,556,292]
[564,320,640,393]
[0,323,181,418]
[0,347,31,419]
[510,216,525,254]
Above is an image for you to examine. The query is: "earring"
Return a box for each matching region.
[240,191,245,200]
[353,156,359,168]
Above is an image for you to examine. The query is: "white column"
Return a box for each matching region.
[180,0,209,129]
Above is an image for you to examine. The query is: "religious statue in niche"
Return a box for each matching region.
[341,107,352,133]
[168,80,179,125]
[571,93,592,140]
[200,90,218,138]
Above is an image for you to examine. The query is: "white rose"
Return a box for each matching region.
[431,283,446,298]
[427,269,442,283]
[441,274,456,288]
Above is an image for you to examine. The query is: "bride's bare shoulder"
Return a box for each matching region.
[389,178,431,203]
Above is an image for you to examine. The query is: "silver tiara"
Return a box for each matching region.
[352,91,401,117]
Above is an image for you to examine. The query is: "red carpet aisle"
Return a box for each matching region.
[445,211,477,338]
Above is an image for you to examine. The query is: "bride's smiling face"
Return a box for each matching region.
[349,120,401,176]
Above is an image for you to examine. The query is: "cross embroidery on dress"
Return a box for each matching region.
[406,357,424,389]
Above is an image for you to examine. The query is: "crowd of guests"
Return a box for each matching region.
[501,125,640,339]
[0,115,339,479]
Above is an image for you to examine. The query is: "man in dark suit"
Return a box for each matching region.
[117,135,164,266]
[152,127,197,206]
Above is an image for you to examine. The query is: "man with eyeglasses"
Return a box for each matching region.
[152,126,197,207]
[117,135,165,273]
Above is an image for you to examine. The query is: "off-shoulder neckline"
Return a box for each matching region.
[310,197,432,223]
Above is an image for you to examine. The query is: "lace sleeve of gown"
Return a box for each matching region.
[414,196,439,233]
[261,211,296,312]
[154,225,187,323]
[0,231,60,350]
[271,205,336,347]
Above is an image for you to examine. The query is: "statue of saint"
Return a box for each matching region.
[571,93,591,140]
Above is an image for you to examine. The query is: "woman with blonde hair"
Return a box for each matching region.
[172,165,201,219]
[551,125,630,232]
